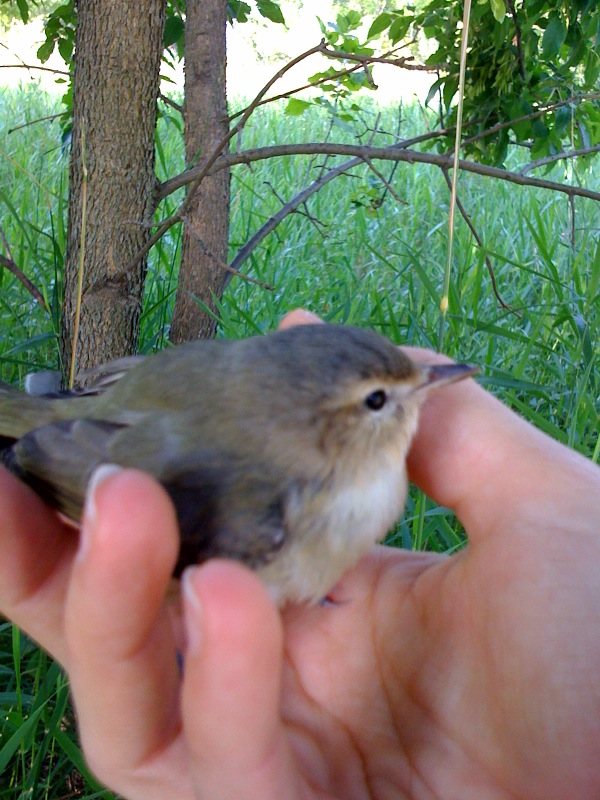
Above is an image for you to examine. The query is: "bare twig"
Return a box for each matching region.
[441,168,514,312]
[0,63,70,76]
[322,46,440,71]
[69,123,88,389]
[360,154,405,204]
[127,41,600,274]
[158,140,600,285]
[8,111,67,134]
[165,95,600,200]
[223,157,366,291]
[461,91,600,148]
[0,253,49,312]
[569,195,576,250]
[227,42,432,124]
[125,41,329,273]
[159,93,183,114]
[0,225,49,312]
[228,60,367,123]
[181,216,275,290]
[263,181,327,233]
[520,143,600,174]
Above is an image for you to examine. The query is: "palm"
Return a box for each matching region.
[281,529,600,800]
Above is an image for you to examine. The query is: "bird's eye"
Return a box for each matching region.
[364,389,387,411]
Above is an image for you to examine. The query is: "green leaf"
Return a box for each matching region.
[554,104,572,136]
[489,0,505,24]
[0,705,46,773]
[578,120,591,150]
[57,35,73,64]
[389,15,411,44]
[15,0,29,23]
[285,98,312,116]
[36,39,55,64]
[164,15,185,49]
[542,14,567,58]
[584,51,600,86]
[367,12,392,39]
[256,0,285,25]
[346,10,361,29]
[442,75,458,107]
[227,0,251,23]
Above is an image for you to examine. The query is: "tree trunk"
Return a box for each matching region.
[62,0,165,374]
[169,0,230,344]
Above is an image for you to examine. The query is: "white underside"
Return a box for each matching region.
[260,457,408,606]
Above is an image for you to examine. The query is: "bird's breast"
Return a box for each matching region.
[258,457,408,605]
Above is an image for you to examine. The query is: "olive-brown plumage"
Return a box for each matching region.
[0,324,476,605]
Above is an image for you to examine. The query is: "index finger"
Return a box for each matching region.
[404,346,600,543]
[0,466,77,663]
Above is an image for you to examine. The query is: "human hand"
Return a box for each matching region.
[1,311,599,799]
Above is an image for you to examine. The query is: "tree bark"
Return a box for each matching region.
[62,0,165,374]
[169,0,230,344]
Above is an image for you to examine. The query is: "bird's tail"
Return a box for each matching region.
[0,382,67,439]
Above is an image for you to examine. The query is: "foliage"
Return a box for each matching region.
[33,0,286,71]
[6,0,599,168]
[0,621,110,798]
[0,0,56,27]
[365,0,600,165]
[272,3,600,167]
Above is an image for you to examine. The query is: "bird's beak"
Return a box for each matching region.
[415,362,480,393]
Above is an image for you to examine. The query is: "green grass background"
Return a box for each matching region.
[0,82,598,797]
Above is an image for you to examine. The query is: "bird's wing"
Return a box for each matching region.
[3,418,290,574]
[73,355,147,395]
[1,418,127,520]
[159,454,289,575]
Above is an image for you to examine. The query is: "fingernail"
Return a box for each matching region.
[78,464,122,560]
[182,566,203,655]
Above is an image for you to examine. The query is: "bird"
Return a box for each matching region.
[0,323,477,606]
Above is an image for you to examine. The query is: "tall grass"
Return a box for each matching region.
[0,82,599,797]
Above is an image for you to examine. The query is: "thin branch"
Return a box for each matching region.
[0,63,70,76]
[569,195,576,250]
[223,157,366,291]
[263,180,327,233]
[125,41,329,274]
[461,91,600,148]
[8,111,67,134]
[159,93,183,114]
[142,50,600,272]
[520,143,600,175]
[181,216,275,290]
[158,140,600,285]
[0,253,49,312]
[322,46,440,72]
[165,93,600,202]
[0,224,49,312]
[441,168,514,312]
[228,60,367,123]
[227,42,433,123]
[169,142,600,298]
[360,155,406,204]
[164,142,600,204]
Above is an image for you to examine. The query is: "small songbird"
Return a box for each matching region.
[0,324,477,606]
